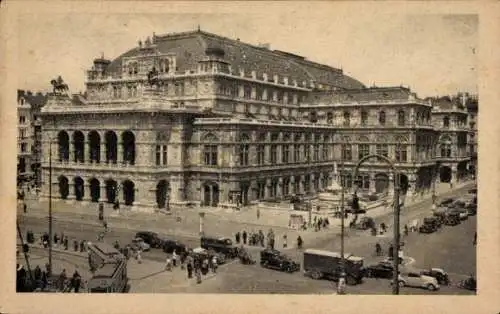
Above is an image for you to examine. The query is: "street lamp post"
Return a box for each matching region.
[338,144,346,294]
[352,154,402,295]
[48,139,53,274]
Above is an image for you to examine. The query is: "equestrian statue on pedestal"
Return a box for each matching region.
[50,76,69,95]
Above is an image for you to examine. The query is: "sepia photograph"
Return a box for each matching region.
[1,1,500,313]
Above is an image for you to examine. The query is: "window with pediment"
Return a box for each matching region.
[361,110,368,126]
[239,133,250,166]
[443,116,450,128]
[397,110,406,126]
[202,133,218,166]
[343,111,350,126]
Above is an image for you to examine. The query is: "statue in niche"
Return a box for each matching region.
[147,66,159,88]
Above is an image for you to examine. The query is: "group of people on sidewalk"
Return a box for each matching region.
[16,262,84,293]
[24,230,89,254]
[163,249,219,284]
[234,228,304,250]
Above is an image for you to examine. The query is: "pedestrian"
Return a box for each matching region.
[235,231,241,244]
[64,236,69,250]
[41,270,48,290]
[79,240,85,252]
[212,255,218,273]
[242,230,247,245]
[196,268,202,284]
[58,269,67,291]
[165,256,172,271]
[73,240,78,252]
[388,244,394,259]
[186,262,193,278]
[103,220,108,232]
[114,240,120,250]
[283,234,287,248]
[256,208,260,220]
[73,271,81,293]
[136,249,142,264]
[172,250,178,267]
[23,202,27,213]
[297,235,303,250]
[53,234,58,247]
[473,232,477,246]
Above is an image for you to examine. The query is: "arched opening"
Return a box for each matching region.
[73,176,84,201]
[309,111,318,123]
[105,131,118,164]
[122,180,135,206]
[122,131,136,165]
[457,161,468,181]
[379,111,386,125]
[88,131,101,163]
[439,166,452,183]
[89,178,100,202]
[239,181,250,205]
[105,179,117,203]
[202,182,219,207]
[374,173,389,194]
[398,174,409,194]
[156,180,169,208]
[57,131,70,161]
[73,131,85,163]
[443,116,450,128]
[58,175,69,199]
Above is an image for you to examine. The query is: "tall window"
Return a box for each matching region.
[174,82,185,96]
[379,111,386,125]
[343,111,350,126]
[204,145,218,165]
[443,116,450,128]
[304,145,310,161]
[322,145,329,160]
[283,178,290,196]
[395,144,407,162]
[270,145,278,164]
[239,144,249,166]
[155,145,168,166]
[21,143,27,152]
[282,145,290,163]
[270,179,278,198]
[294,144,300,162]
[293,180,300,194]
[441,144,452,157]
[244,85,251,99]
[397,110,405,126]
[341,174,352,189]
[360,110,368,125]
[358,144,369,160]
[313,144,319,161]
[257,181,266,199]
[376,144,389,157]
[342,144,352,160]
[19,116,26,124]
[257,145,265,165]
[356,175,370,190]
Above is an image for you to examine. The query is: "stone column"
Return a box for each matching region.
[388,173,394,196]
[117,142,123,164]
[100,141,106,164]
[265,178,271,198]
[299,175,305,194]
[70,141,76,163]
[82,183,92,203]
[451,164,458,183]
[277,177,283,198]
[369,173,376,194]
[100,184,108,203]
[289,176,295,195]
[199,212,205,236]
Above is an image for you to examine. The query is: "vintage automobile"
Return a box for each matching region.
[354,216,376,230]
[130,237,150,252]
[396,271,440,291]
[238,247,256,265]
[457,276,476,291]
[448,207,469,220]
[162,239,188,254]
[438,198,455,207]
[134,231,163,249]
[260,249,300,273]
[200,236,239,259]
[443,212,461,226]
[419,217,440,233]
[364,261,395,279]
[191,247,226,265]
[419,268,449,285]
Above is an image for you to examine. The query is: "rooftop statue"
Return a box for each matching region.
[50,76,69,95]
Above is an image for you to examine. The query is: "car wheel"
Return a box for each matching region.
[311,271,321,280]
[398,281,405,288]
[427,284,436,291]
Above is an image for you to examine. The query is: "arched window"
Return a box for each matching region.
[122,130,136,165]
[343,111,350,126]
[326,112,333,123]
[57,131,70,162]
[443,116,450,128]
[342,144,352,160]
[310,111,318,123]
[379,111,386,125]
[397,110,405,126]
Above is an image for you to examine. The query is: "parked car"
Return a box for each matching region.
[438,198,455,207]
[419,268,449,285]
[468,188,477,194]
[260,249,300,273]
[134,231,163,248]
[396,271,440,291]
[162,239,188,254]
[130,237,150,251]
[200,236,239,259]
[364,261,395,279]
[443,212,461,226]
[449,207,468,220]
[191,247,226,265]
[419,217,440,233]
[355,216,376,230]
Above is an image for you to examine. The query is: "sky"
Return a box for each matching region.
[16,4,478,98]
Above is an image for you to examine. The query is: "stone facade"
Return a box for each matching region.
[39,30,475,212]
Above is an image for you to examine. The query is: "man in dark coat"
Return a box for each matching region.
[242,230,247,245]
[235,232,241,244]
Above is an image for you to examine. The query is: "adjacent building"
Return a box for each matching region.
[39,29,475,212]
[17,90,47,186]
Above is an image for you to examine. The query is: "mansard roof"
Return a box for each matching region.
[106,30,365,90]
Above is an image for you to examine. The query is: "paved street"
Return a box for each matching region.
[17,183,475,294]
